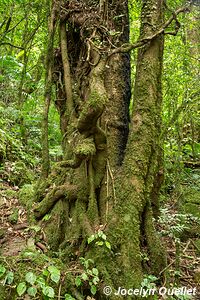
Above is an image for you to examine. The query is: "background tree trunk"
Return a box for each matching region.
[41,0,57,178]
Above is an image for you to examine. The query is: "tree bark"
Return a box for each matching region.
[41,0,57,178]
[34,0,167,298]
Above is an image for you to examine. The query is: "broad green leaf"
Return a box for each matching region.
[97,230,103,237]
[93,276,99,285]
[42,286,55,298]
[25,272,36,285]
[48,266,60,284]
[87,270,93,276]
[0,265,6,278]
[147,275,158,282]
[96,241,104,246]
[22,251,37,258]
[81,272,88,281]
[92,268,99,276]
[75,276,82,287]
[42,269,49,277]
[36,276,46,288]
[17,282,27,296]
[87,235,95,244]
[105,241,111,250]
[101,233,107,240]
[50,272,60,284]
[48,265,60,275]
[27,287,37,297]
[90,285,97,295]
[5,271,14,284]
[79,257,85,263]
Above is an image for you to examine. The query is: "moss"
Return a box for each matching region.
[85,203,144,299]
[43,200,66,251]
[194,268,200,284]
[8,208,19,224]
[1,189,17,199]
[75,137,96,157]
[77,90,107,133]
[194,239,200,256]
[19,184,35,208]
[8,161,35,187]
[143,202,166,275]
[181,203,200,219]
[183,187,200,205]
[33,177,52,203]
[0,228,6,238]
[19,183,35,223]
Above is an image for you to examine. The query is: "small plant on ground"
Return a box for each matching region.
[75,257,100,296]
[87,230,111,250]
[0,262,76,299]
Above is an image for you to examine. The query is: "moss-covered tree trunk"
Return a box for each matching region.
[41,0,57,179]
[34,0,166,298]
[90,1,167,296]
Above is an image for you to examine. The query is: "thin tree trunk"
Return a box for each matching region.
[41,0,57,178]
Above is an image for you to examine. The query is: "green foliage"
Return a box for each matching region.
[162,8,200,195]
[0,260,75,299]
[141,274,158,289]
[140,275,158,299]
[0,265,6,278]
[19,183,35,208]
[0,161,35,186]
[158,207,200,239]
[0,0,62,168]
[65,294,76,300]
[8,207,19,224]
[47,266,61,284]
[17,282,27,296]
[0,1,199,299]
[87,230,111,250]
[75,257,100,296]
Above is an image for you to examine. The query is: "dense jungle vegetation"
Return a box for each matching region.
[0,0,200,299]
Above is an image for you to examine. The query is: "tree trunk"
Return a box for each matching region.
[41,0,57,178]
[34,0,166,298]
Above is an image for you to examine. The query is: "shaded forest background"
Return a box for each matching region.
[0,0,200,299]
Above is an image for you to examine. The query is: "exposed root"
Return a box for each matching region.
[34,184,77,219]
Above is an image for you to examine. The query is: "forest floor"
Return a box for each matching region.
[0,182,28,257]
[0,169,200,299]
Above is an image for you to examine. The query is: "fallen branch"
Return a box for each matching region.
[13,223,28,230]
[36,242,48,253]
[183,161,200,168]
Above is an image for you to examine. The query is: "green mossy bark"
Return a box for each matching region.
[34,184,77,219]
[43,200,67,250]
[87,2,166,294]
[143,201,166,275]
[33,66,108,253]
[32,1,167,297]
